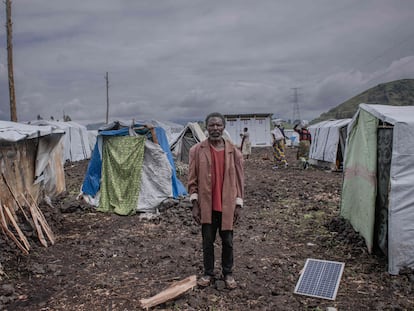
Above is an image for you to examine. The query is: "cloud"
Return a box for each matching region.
[0,1,413,124]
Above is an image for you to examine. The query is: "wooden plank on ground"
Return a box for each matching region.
[140,275,196,309]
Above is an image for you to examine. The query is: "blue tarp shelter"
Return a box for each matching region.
[81,122,187,213]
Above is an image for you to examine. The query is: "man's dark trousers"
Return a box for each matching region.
[201,211,234,277]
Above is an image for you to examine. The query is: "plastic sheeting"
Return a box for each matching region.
[0,120,63,142]
[98,136,145,215]
[0,121,65,208]
[309,119,351,164]
[341,109,378,253]
[341,104,414,274]
[170,122,206,163]
[35,134,66,196]
[138,140,173,213]
[81,122,187,213]
[30,120,91,163]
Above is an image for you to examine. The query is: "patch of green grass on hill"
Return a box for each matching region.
[311,79,414,124]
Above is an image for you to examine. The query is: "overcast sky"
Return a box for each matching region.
[1,0,413,125]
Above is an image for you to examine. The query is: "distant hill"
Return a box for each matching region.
[311,79,414,124]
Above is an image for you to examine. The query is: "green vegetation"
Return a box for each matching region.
[311,79,414,124]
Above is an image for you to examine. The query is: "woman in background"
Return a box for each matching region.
[240,127,251,160]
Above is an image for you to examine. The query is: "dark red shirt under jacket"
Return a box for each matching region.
[210,146,225,212]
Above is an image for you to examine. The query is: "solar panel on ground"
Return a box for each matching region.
[294,258,345,300]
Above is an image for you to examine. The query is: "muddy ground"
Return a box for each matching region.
[0,146,413,310]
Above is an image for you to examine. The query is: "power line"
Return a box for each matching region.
[357,32,414,70]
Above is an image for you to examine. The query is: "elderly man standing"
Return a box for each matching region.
[188,112,244,289]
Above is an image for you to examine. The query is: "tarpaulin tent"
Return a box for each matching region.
[106,119,184,145]
[170,122,206,163]
[308,119,351,170]
[29,120,91,163]
[148,120,184,145]
[0,121,66,209]
[87,130,98,154]
[80,121,187,215]
[341,104,414,274]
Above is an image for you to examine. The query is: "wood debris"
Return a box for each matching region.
[140,275,196,309]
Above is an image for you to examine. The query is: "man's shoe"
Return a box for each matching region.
[224,275,237,289]
[197,275,212,287]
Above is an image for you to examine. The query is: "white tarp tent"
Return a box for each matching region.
[151,120,184,145]
[30,120,91,163]
[308,119,351,169]
[113,119,184,145]
[87,130,98,154]
[170,122,206,163]
[341,104,414,274]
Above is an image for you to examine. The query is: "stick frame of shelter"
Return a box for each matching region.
[3,204,31,251]
[0,203,30,254]
[27,191,56,245]
[140,275,197,309]
[21,194,48,247]
[1,173,32,225]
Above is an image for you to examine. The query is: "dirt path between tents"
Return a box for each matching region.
[1,147,413,310]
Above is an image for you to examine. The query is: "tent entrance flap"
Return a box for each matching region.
[98,136,145,216]
[340,109,378,252]
[374,126,393,256]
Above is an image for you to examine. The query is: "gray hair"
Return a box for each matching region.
[205,112,226,127]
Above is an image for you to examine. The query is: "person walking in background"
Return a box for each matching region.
[271,119,288,169]
[240,127,252,159]
[294,120,312,168]
[188,112,244,290]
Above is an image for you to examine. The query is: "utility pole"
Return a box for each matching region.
[291,87,301,124]
[105,72,109,124]
[6,0,17,121]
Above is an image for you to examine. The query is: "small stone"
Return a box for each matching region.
[1,284,15,296]
[215,280,225,291]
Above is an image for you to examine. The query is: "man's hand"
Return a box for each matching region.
[192,200,201,225]
[233,205,242,225]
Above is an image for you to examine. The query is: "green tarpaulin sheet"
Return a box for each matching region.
[340,109,378,252]
[98,136,145,215]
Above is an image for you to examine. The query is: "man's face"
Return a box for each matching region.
[207,117,224,141]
